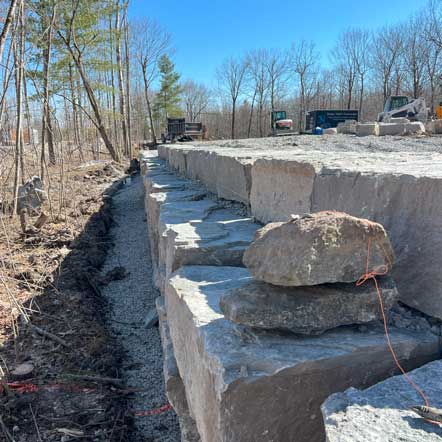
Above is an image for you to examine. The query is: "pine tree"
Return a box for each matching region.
[154,55,182,120]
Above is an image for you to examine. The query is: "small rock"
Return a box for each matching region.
[144,307,159,328]
[10,362,34,380]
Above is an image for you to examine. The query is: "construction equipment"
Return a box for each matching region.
[270,110,296,136]
[435,101,442,119]
[161,118,205,143]
[305,109,359,132]
[377,96,429,123]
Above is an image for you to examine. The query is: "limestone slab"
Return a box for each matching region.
[220,276,399,335]
[322,360,442,442]
[165,266,440,442]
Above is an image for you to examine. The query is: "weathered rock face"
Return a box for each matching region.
[322,360,442,442]
[243,211,395,287]
[166,266,440,442]
[220,276,398,335]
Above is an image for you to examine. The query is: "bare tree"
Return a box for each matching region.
[347,28,371,118]
[247,49,270,137]
[182,80,210,122]
[217,56,249,139]
[132,18,171,144]
[291,40,317,131]
[332,31,357,109]
[402,15,427,98]
[265,48,289,112]
[56,0,120,161]
[371,25,403,102]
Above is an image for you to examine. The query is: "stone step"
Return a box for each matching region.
[165,265,440,442]
[322,359,442,442]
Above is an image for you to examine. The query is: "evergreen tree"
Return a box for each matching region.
[154,55,182,120]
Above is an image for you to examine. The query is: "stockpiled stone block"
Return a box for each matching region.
[405,121,426,134]
[378,122,406,136]
[243,211,395,286]
[322,360,442,442]
[166,266,440,442]
[356,122,379,136]
[250,158,316,223]
[220,276,398,335]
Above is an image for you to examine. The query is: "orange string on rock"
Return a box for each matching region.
[356,238,430,408]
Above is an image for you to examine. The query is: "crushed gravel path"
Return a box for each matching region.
[102,174,181,441]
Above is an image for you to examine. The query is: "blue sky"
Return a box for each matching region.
[129,0,427,86]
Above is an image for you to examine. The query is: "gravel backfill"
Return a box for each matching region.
[102,174,180,442]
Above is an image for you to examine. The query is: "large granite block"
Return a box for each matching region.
[163,214,259,284]
[146,188,206,272]
[312,168,442,320]
[250,158,316,223]
[185,150,218,193]
[157,199,220,291]
[156,296,201,442]
[166,266,440,442]
[322,360,442,442]
[214,154,253,204]
[169,147,192,175]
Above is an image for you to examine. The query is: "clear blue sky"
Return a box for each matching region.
[129,0,427,86]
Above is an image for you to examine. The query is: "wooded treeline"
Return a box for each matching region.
[208,1,442,138]
[2,0,442,188]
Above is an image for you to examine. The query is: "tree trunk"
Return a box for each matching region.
[115,0,129,156]
[142,67,157,144]
[0,0,18,63]
[123,1,132,156]
[231,99,236,139]
[12,0,24,215]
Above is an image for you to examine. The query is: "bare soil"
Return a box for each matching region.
[0,160,137,441]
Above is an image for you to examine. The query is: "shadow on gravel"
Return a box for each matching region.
[0,178,139,442]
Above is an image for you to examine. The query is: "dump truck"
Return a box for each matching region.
[161,118,205,143]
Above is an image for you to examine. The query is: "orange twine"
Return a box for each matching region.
[356,238,430,408]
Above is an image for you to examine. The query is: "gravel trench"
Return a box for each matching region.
[102,174,181,441]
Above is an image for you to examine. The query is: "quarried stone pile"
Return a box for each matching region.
[222,211,398,335]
